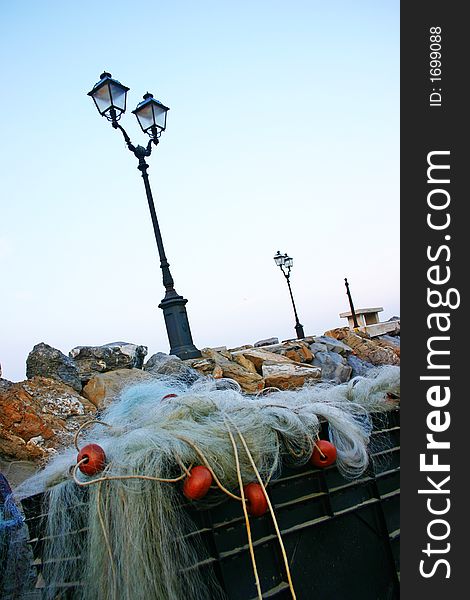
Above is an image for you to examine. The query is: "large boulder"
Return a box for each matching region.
[144,353,200,383]
[262,362,321,389]
[312,351,352,384]
[26,342,82,392]
[69,342,148,383]
[0,377,96,462]
[324,328,400,366]
[82,368,154,409]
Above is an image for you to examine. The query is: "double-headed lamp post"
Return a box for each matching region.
[87,72,201,360]
[273,251,305,339]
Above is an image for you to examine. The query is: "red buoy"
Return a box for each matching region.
[183,466,213,500]
[77,443,106,476]
[162,393,178,401]
[244,483,268,517]
[309,440,337,468]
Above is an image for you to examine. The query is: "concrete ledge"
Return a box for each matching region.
[359,322,400,338]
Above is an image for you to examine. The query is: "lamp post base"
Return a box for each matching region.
[159,292,202,360]
[295,323,305,339]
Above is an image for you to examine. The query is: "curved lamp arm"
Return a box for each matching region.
[112,121,155,160]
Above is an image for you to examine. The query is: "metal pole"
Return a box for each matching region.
[284,272,305,339]
[344,277,359,329]
[138,158,175,295]
[137,156,201,359]
[110,123,201,360]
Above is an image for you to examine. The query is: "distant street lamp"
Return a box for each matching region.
[273,251,305,339]
[344,277,359,328]
[87,72,201,360]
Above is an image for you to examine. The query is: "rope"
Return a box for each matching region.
[255,386,281,398]
[72,460,190,487]
[175,435,242,501]
[313,440,326,459]
[71,417,298,597]
[96,482,117,597]
[230,422,297,600]
[74,420,112,452]
[226,426,262,600]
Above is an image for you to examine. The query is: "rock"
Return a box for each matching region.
[26,342,82,392]
[228,344,254,352]
[0,377,96,462]
[254,337,279,348]
[231,348,292,373]
[194,349,265,394]
[231,352,259,374]
[212,365,224,378]
[311,336,353,356]
[347,355,376,378]
[187,358,214,376]
[82,368,154,409]
[377,335,401,348]
[69,342,148,383]
[324,328,400,366]
[309,342,328,354]
[374,336,401,358]
[262,362,321,389]
[312,351,352,384]
[258,341,313,364]
[145,353,200,383]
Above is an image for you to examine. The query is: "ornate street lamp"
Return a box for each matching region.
[88,72,201,360]
[273,251,305,339]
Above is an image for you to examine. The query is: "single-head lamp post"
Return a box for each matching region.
[87,72,201,360]
[344,277,359,329]
[273,250,305,339]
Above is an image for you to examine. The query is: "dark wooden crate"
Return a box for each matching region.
[18,410,400,599]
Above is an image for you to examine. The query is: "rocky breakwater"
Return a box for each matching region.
[1,329,400,469]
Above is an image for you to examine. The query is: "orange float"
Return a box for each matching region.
[309,440,337,468]
[244,483,268,517]
[77,443,107,476]
[183,466,213,500]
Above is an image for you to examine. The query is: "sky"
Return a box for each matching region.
[0,1,399,382]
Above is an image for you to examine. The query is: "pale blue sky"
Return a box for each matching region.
[0,1,399,382]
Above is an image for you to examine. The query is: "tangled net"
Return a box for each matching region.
[14,366,399,600]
